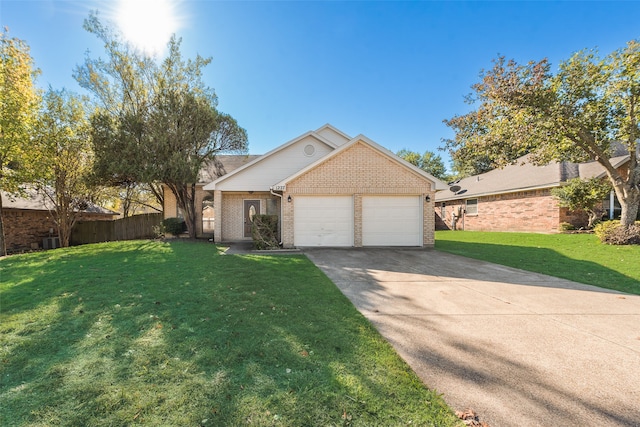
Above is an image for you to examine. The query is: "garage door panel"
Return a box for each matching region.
[362,196,421,246]
[294,196,353,246]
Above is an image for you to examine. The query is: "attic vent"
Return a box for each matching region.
[304,144,315,156]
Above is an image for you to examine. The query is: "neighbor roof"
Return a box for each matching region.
[2,188,118,215]
[436,154,631,202]
[197,155,262,183]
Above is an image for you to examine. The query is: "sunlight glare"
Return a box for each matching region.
[116,0,180,56]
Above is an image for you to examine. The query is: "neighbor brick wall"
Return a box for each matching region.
[435,189,589,233]
[3,209,55,253]
[282,141,435,247]
[3,209,115,253]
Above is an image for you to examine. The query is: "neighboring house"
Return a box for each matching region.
[1,189,118,253]
[197,124,446,248]
[435,152,632,233]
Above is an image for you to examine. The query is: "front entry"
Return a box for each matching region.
[244,200,260,237]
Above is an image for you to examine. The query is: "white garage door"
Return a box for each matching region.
[362,196,422,246]
[294,196,353,247]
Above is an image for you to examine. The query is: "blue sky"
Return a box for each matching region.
[3,1,640,169]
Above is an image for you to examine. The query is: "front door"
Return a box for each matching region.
[244,200,260,237]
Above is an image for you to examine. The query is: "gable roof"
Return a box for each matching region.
[314,123,351,146]
[273,134,448,190]
[2,188,118,215]
[436,153,631,202]
[197,155,261,183]
[203,125,346,191]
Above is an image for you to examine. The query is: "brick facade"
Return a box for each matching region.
[215,192,281,242]
[435,189,589,233]
[2,208,115,253]
[282,141,435,247]
[162,185,215,238]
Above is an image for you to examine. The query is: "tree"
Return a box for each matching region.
[0,29,41,255]
[551,178,612,229]
[34,88,93,247]
[76,13,248,238]
[444,40,640,229]
[396,148,447,179]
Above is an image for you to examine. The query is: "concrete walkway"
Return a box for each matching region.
[303,248,640,427]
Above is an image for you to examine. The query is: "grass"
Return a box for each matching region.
[435,230,640,295]
[0,240,460,427]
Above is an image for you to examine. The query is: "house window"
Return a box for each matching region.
[466,199,478,215]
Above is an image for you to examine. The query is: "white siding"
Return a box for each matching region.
[216,135,333,191]
[362,196,422,246]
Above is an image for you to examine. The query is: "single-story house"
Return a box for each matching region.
[165,124,446,247]
[1,189,118,253]
[435,152,633,233]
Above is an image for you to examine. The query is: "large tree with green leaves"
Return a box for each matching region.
[34,88,94,248]
[396,149,447,180]
[75,13,248,238]
[0,29,41,255]
[444,40,640,228]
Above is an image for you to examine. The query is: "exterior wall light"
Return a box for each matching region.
[287,195,292,202]
[425,195,431,202]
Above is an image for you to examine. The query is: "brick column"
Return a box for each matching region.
[353,194,362,247]
[423,190,435,247]
[214,190,222,242]
[282,193,295,248]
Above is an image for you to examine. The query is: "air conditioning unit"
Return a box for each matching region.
[43,237,60,250]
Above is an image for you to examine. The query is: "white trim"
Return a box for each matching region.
[314,123,352,142]
[273,135,445,189]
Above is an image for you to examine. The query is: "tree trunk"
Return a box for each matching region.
[166,182,198,239]
[148,183,164,209]
[0,193,6,256]
[184,183,198,239]
[619,185,640,228]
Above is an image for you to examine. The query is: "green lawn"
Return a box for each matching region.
[435,230,640,295]
[0,240,460,427]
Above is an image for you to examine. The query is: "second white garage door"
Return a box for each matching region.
[294,196,353,246]
[362,196,422,246]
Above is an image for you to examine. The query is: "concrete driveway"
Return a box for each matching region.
[303,248,640,427]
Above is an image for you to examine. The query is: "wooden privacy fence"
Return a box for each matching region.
[71,213,162,246]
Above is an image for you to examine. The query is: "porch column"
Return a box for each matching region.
[214,190,222,242]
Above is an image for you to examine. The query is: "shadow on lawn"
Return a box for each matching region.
[1,240,454,426]
[434,240,639,294]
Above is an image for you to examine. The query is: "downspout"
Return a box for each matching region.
[270,187,284,246]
